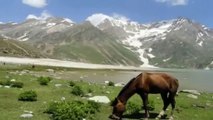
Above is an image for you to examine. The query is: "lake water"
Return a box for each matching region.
[36,69,213,92]
[45,68,213,92]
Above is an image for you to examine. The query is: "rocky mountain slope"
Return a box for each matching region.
[0,14,213,68]
[0,37,43,58]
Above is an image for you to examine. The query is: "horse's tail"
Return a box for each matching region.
[169,78,179,96]
[174,79,179,96]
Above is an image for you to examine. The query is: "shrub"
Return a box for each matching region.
[0,80,23,88]
[10,81,24,88]
[45,100,100,120]
[87,88,93,93]
[108,81,115,86]
[18,90,37,101]
[125,101,141,115]
[37,76,52,85]
[0,80,11,86]
[69,81,75,87]
[71,86,84,96]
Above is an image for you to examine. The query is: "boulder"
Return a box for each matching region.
[115,82,125,87]
[20,114,33,118]
[187,94,198,99]
[61,97,66,101]
[55,84,62,87]
[104,81,109,84]
[24,110,33,114]
[180,89,201,95]
[88,96,110,104]
[4,86,10,88]
[10,79,16,82]
[46,69,54,73]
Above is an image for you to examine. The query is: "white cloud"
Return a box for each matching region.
[26,11,52,20]
[22,0,47,8]
[155,0,188,6]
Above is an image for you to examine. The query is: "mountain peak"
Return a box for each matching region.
[86,13,113,27]
[62,18,74,24]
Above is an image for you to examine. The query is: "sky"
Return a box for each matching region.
[0,0,212,27]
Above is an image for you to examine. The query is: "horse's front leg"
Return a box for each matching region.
[140,93,149,119]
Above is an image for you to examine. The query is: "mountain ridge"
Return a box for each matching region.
[0,13,213,69]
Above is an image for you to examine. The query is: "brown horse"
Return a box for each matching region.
[109,72,179,120]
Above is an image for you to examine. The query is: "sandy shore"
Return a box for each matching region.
[0,56,157,70]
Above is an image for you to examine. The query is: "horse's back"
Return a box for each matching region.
[141,72,179,93]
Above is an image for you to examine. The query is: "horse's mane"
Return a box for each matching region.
[117,73,142,97]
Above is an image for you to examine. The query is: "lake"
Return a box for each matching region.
[39,68,213,92]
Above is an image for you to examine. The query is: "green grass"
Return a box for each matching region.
[53,40,142,66]
[0,65,213,120]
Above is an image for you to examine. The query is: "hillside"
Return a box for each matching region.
[0,37,43,58]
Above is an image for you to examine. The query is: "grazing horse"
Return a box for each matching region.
[109,72,179,120]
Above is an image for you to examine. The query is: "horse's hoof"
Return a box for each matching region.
[144,118,149,120]
[169,116,174,120]
[155,117,160,120]
[109,114,121,120]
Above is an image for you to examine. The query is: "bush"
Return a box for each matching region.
[69,81,75,87]
[87,88,93,93]
[10,81,24,88]
[71,86,84,96]
[0,80,11,86]
[18,90,37,101]
[45,100,100,120]
[108,81,115,86]
[0,80,23,88]
[37,76,52,85]
[125,101,141,115]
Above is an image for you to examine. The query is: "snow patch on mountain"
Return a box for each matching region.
[196,32,205,46]
[163,57,172,62]
[86,13,112,27]
[120,20,173,67]
[46,22,56,27]
[86,13,139,29]
[198,41,203,46]
[62,18,74,24]
[17,32,29,41]
[137,49,156,68]
[1,34,12,40]
[26,11,51,21]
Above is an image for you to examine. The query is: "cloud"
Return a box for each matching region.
[26,11,52,20]
[155,0,188,6]
[22,0,47,8]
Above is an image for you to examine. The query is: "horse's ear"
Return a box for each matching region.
[110,98,118,106]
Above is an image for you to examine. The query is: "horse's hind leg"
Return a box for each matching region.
[156,92,169,119]
[168,92,176,120]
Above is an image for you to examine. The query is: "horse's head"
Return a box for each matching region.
[109,98,125,120]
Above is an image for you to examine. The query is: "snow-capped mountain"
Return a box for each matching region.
[0,14,213,68]
[0,17,75,42]
[86,14,213,68]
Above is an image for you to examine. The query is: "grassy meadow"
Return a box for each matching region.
[0,64,213,120]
